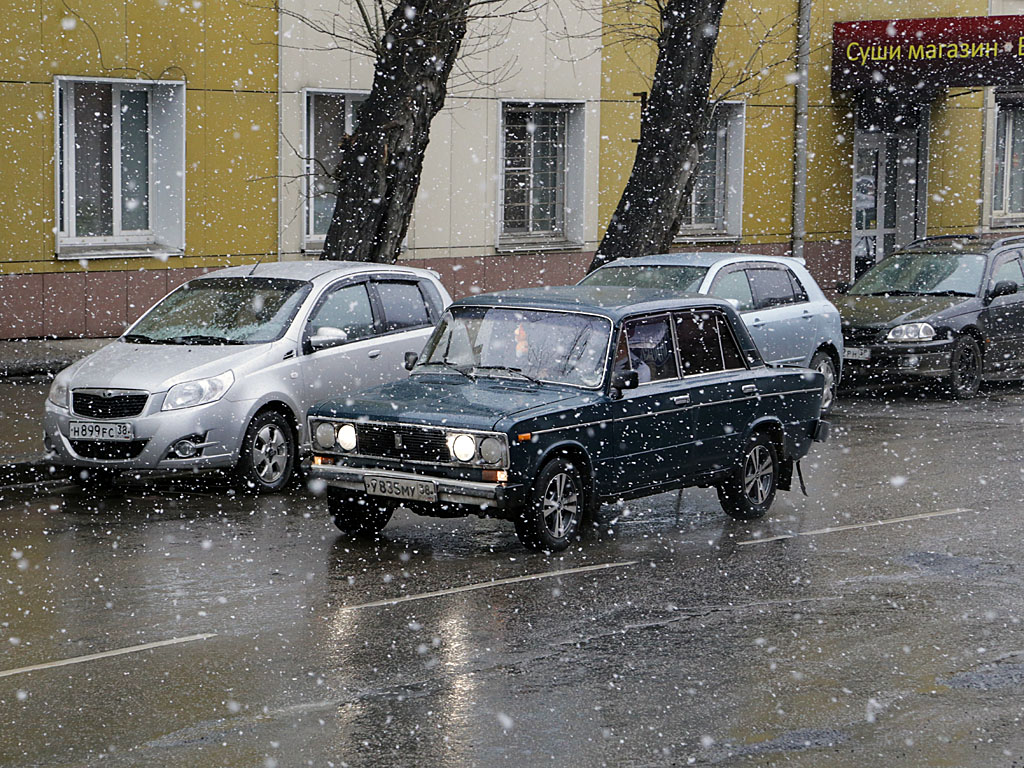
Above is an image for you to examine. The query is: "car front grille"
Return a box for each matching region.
[842,326,884,346]
[356,423,449,463]
[72,391,149,419]
[70,440,148,460]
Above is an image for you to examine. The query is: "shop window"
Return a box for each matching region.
[499,102,585,249]
[305,91,366,249]
[993,100,1024,222]
[56,78,184,259]
[676,103,744,240]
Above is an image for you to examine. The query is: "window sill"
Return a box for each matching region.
[989,216,1024,229]
[673,231,740,244]
[302,238,326,255]
[495,237,585,254]
[57,243,184,261]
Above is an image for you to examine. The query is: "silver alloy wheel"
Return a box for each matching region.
[542,471,579,539]
[252,423,289,484]
[816,356,836,412]
[743,445,774,504]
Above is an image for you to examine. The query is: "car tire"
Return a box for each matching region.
[717,431,778,520]
[948,335,982,399]
[514,457,584,552]
[809,349,838,416]
[327,487,395,537]
[235,410,296,493]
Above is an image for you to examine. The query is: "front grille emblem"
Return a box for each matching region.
[394,433,404,449]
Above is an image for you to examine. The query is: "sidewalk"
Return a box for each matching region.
[0,338,111,487]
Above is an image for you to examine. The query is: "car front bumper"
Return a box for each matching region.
[842,338,953,379]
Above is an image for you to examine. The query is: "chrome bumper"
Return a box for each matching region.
[308,464,512,508]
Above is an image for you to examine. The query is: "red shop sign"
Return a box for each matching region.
[832,15,1024,92]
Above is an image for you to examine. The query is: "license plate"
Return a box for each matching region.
[365,475,437,503]
[845,347,871,361]
[68,421,134,442]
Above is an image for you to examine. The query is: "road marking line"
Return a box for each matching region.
[337,560,638,611]
[738,508,973,546]
[0,633,217,680]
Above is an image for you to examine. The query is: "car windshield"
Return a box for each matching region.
[848,251,986,297]
[417,306,612,388]
[127,277,312,344]
[579,264,708,292]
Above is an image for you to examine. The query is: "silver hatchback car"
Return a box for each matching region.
[43,261,451,491]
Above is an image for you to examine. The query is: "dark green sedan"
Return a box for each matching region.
[307,287,829,551]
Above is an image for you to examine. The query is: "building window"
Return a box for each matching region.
[676,103,744,239]
[993,102,1024,220]
[56,78,185,258]
[500,102,585,248]
[305,91,365,246]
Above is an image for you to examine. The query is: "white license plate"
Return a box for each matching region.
[68,421,134,442]
[365,475,437,503]
[845,347,871,361]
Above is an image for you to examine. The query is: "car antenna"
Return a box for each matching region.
[248,258,263,276]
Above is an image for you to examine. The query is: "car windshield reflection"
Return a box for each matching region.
[127,277,312,344]
[848,252,986,297]
[417,306,612,389]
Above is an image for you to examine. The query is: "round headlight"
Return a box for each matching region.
[451,434,476,462]
[337,423,358,452]
[479,436,504,464]
[314,423,336,450]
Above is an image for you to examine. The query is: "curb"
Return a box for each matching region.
[0,457,72,489]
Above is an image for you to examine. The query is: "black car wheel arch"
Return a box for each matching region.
[948,333,983,399]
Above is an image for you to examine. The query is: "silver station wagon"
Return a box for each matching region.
[43,261,451,491]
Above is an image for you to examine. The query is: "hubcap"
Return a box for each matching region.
[253,424,289,484]
[542,472,579,540]
[817,358,836,412]
[743,445,774,505]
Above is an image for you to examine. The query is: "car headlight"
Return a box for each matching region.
[479,436,505,465]
[47,377,69,408]
[448,433,477,463]
[162,371,234,411]
[887,323,936,342]
[314,422,337,450]
[337,423,358,452]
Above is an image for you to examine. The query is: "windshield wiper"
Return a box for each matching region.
[857,290,923,296]
[170,334,245,345]
[122,333,162,344]
[913,290,975,297]
[418,359,474,380]
[473,365,542,384]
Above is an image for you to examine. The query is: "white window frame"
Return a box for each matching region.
[497,100,586,251]
[54,76,185,259]
[303,88,368,251]
[991,95,1024,227]
[675,101,745,242]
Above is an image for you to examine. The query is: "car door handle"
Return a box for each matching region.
[742,384,758,394]
[801,310,815,320]
[368,349,382,359]
[671,393,690,404]
[750,319,766,328]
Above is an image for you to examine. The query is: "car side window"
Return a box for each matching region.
[374,281,432,332]
[620,315,678,383]
[992,255,1024,286]
[307,282,376,341]
[709,269,755,311]
[787,269,809,302]
[748,267,797,310]
[674,309,745,375]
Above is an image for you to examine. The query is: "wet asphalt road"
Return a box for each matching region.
[3,387,1024,767]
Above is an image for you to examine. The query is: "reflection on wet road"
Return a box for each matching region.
[3,388,1024,765]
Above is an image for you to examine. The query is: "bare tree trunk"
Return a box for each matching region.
[321,0,469,262]
[588,0,727,272]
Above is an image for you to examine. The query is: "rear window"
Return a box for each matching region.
[580,264,708,292]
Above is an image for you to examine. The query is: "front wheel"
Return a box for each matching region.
[717,432,778,520]
[235,410,296,493]
[328,488,395,537]
[809,349,838,415]
[514,458,584,551]
[948,335,982,399]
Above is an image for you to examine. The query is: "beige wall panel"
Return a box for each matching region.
[203,0,277,92]
[411,109,454,252]
[805,106,855,239]
[40,0,126,77]
[198,91,277,256]
[582,102,601,246]
[443,99,493,253]
[126,0,206,89]
[1,1,44,83]
[278,90,307,257]
[0,84,52,268]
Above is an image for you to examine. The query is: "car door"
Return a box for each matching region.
[674,307,754,475]
[744,265,808,367]
[983,251,1024,373]
[367,277,444,377]
[301,279,393,409]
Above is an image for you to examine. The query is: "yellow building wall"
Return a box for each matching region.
[0,0,278,278]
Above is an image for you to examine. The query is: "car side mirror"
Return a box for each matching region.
[404,351,419,371]
[610,369,639,395]
[986,280,1018,304]
[309,326,348,352]
[835,281,850,295]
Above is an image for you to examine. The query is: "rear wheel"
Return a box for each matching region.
[328,487,395,537]
[717,431,778,520]
[235,410,296,493]
[514,458,584,551]
[948,335,982,399]
[809,349,838,415]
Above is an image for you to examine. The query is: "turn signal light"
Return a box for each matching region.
[312,455,335,466]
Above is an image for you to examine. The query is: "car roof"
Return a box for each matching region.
[195,260,435,284]
[452,285,735,322]
[590,252,806,269]
[898,233,1024,255]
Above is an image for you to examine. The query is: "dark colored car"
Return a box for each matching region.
[307,287,829,551]
[837,234,1024,397]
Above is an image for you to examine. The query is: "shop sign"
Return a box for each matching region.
[832,15,1024,92]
